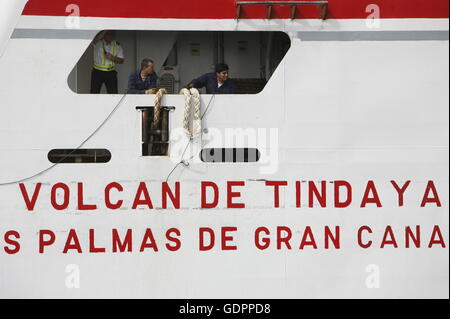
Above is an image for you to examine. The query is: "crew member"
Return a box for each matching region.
[90,30,125,94]
[187,63,236,94]
[128,58,159,94]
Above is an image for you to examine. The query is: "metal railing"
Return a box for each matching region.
[236,0,329,20]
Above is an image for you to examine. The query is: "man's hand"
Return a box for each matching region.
[105,52,114,61]
[186,83,194,89]
[105,52,124,64]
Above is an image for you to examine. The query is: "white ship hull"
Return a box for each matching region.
[0,2,448,298]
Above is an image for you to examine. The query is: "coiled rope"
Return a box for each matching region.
[180,88,201,139]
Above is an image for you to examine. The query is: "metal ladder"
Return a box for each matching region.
[236,1,329,20]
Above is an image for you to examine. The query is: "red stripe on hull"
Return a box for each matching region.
[22,0,449,19]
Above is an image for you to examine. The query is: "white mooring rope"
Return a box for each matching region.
[180,88,201,139]
[153,88,167,127]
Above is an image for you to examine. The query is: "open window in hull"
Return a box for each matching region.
[68,31,290,95]
[137,106,173,156]
[48,149,112,164]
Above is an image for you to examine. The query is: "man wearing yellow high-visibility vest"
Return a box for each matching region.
[90,30,125,94]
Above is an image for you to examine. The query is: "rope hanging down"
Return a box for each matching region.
[180,88,201,139]
[165,94,216,183]
[0,92,128,186]
[153,88,167,127]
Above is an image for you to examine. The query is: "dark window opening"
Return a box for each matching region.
[48,149,112,164]
[234,79,267,94]
[138,106,173,156]
[200,148,261,163]
[68,31,291,95]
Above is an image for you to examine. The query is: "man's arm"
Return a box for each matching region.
[105,45,125,64]
[188,73,207,89]
[93,31,106,44]
[105,55,124,64]
[149,73,158,89]
[115,45,125,64]
[127,73,145,94]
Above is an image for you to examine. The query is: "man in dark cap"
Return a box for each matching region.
[187,63,236,94]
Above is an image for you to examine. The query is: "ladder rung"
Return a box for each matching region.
[236,1,328,20]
